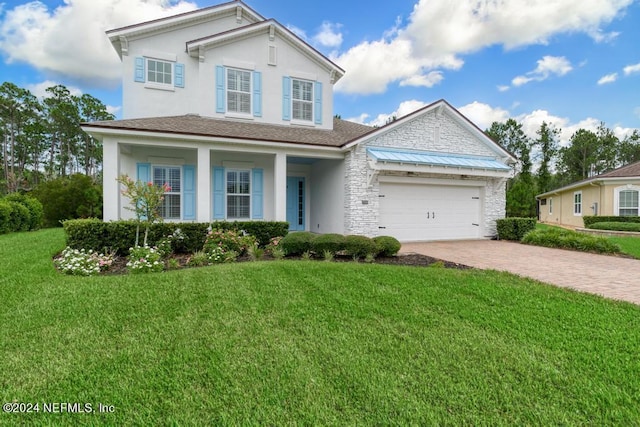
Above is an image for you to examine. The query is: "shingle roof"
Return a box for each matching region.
[83,115,374,148]
[597,160,640,178]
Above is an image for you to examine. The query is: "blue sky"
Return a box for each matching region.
[1,0,639,145]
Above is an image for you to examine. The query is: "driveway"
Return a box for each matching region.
[401,240,640,305]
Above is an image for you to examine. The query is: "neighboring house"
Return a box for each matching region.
[537,161,640,228]
[83,0,515,242]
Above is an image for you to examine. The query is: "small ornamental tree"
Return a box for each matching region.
[117,175,170,246]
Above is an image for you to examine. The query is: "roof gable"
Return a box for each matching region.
[107,1,264,59]
[186,19,344,82]
[344,99,515,161]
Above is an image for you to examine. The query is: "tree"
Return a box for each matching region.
[618,131,640,165]
[77,94,114,177]
[43,85,82,177]
[535,121,559,194]
[487,119,536,217]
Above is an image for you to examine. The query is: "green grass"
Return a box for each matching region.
[2,229,640,425]
[538,222,640,259]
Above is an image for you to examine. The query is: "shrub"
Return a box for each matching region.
[587,222,640,232]
[583,215,640,228]
[247,244,265,261]
[521,228,620,254]
[373,236,402,257]
[54,247,114,276]
[33,174,102,227]
[344,235,378,258]
[280,231,316,256]
[7,201,30,232]
[322,249,334,262]
[3,193,43,230]
[187,251,210,267]
[62,220,288,256]
[126,246,164,274]
[496,217,537,241]
[310,233,345,255]
[0,201,12,234]
[203,228,256,255]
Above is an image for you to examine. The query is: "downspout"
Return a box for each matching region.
[589,180,603,217]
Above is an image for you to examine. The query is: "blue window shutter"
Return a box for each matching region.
[216,66,225,114]
[212,167,225,219]
[252,168,263,219]
[282,76,291,121]
[175,63,185,88]
[253,71,262,117]
[182,165,195,220]
[136,162,151,183]
[134,57,145,83]
[314,81,323,125]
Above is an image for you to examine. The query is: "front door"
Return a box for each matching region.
[286,177,305,231]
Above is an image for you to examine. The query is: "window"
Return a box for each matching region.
[619,189,639,216]
[227,68,251,114]
[153,166,181,219]
[573,191,582,216]
[549,198,553,215]
[147,59,172,85]
[292,79,313,121]
[226,170,250,219]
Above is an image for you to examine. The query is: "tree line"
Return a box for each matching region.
[0,82,114,194]
[487,119,640,218]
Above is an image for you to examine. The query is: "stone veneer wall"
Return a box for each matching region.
[344,109,509,239]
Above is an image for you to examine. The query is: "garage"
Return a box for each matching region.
[379,182,482,241]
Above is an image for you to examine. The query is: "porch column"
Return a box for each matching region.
[197,146,211,222]
[274,152,287,221]
[102,139,119,221]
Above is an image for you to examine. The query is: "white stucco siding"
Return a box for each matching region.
[310,159,345,234]
[344,108,509,239]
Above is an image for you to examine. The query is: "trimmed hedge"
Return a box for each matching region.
[584,215,640,228]
[344,235,379,258]
[0,201,12,234]
[522,227,620,254]
[373,236,401,257]
[310,233,346,254]
[280,231,316,256]
[496,217,537,241]
[63,219,289,255]
[587,222,640,232]
[7,201,31,232]
[3,193,43,230]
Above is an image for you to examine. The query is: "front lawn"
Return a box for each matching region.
[1,229,640,425]
[537,222,640,258]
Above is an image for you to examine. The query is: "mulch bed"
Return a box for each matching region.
[99,252,471,275]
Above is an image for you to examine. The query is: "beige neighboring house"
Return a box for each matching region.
[537,161,640,228]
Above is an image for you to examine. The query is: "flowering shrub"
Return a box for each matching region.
[126,246,164,274]
[55,247,114,276]
[203,228,256,255]
[156,228,185,259]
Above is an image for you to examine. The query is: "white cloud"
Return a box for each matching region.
[0,0,197,86]
[26,80,83,98]
[597,73,618,85]
[457,101,509,131]
[497,85,510,92]
[511,56,573,87]
[399,71,443,88]
[335,0,631,95]
[286,24,308,41]
[106,104,121,116]
[313,22,343,48]
[623,63,640,75]
[352,99,428,127]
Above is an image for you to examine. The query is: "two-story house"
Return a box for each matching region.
[83,0,515,241]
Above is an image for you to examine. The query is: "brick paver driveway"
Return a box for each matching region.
[401,240,640,305]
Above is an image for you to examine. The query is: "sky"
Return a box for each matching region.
[0,0,639,147]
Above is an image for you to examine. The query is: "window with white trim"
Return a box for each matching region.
[573,191,582,216]
[227,68,251,114]
[226,170,250,219]
[147,59,172,86]
[292,79,313,121]
[549,198,553,214]
[153,166,181,219]
[619,189,639,216]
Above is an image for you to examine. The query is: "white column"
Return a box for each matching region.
[102,139,119,221]
[197,146,211,222]
[274,152,287,221]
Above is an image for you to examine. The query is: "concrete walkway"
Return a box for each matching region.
[401,240,640,305]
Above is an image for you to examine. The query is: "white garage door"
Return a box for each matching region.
[379,182,482,241]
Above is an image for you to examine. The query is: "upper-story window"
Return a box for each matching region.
[147,59,172,86]
[227,68,251,115]
[134,56,184,89]
[292,79,313,122]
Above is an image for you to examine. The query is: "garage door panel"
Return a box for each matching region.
[379,183,481,241]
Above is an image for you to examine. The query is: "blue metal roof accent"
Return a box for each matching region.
[367,147,511,171]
